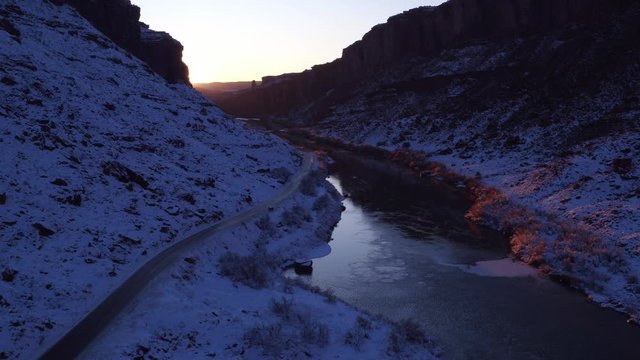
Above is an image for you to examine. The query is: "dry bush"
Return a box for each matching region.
[217,253,277,289]
[345,316,372,350]
[270,297,294,321]
[280,205,311,228]
[301,320,330,347]
[270,167,292,184]
[312,194,331,211]
[285,278,337,303]
[244,324,284,357]
[511,228,546,265]
[387,319,427,354]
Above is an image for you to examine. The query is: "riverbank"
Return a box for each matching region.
[285,150,640,359]
[272,123,640,323]
[80,158,440,359]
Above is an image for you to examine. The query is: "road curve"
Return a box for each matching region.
[37,152,315,360]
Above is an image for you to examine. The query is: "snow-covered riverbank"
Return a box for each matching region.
[306,84,640,320]
[81,167,439,359]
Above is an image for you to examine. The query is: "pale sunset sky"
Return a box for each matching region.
[130,0,446,83]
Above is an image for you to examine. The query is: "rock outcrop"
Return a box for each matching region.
[138,25,190,84]
[49,0,141,52]
[50,0,190,85]
[209,0,636,117]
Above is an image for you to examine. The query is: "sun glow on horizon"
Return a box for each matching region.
[130,0,446,83]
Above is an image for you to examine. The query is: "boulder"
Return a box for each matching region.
[33,223,55,237]
[102,161,149,189]
[613,158,633,174]
[1,268,17,282]
[293,261,313,275]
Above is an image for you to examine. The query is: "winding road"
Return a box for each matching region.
[38,152,315,359]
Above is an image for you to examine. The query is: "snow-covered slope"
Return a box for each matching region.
[302,7,640,320]
[0,2,441,359]
[0,0,298,357]
[198,0,640,322]
[81,175,439,359]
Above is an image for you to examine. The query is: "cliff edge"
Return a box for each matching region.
[50,0,190,85]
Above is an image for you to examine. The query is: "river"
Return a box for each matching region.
[282,142,640,360]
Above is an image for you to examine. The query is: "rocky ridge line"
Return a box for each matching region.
[50,0,190,85]
[208,0,635,117]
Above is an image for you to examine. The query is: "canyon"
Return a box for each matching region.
[206,0,637,118]
[201,0,640,322]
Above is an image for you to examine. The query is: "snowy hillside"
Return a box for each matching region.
[0,1,442,359]
[0,0,298,356]
[305,9,640,320]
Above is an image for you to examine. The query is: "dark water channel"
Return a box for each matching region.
[282,142,640,360]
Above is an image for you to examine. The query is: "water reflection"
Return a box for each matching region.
[287,149,640,360]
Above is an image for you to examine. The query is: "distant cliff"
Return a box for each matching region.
[50,0,190,85]
[209,0,636,117]
[199,0,640,322]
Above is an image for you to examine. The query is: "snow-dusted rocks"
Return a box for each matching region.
[0,1,440,359]
[50,0,190,85]
[0,0,293,357]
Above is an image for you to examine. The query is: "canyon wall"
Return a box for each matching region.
[211,0,636,117]
[138,25,190,85]
[50,0,190,85]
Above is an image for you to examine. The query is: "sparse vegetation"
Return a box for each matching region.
[312,194,331,211]
[244,324,285,357]
[300,170,322,196]
[387,319,427,354]
[280,205,312,229]
[345,316,372,350]
[269,167,292,184]
[284,278,337,303]
[301,319,330,346]
[270,297,294,320]
[217,253,277,289]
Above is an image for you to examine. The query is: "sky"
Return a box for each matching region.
[130,0,447,83]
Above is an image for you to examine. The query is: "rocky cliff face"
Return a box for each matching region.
[138,25,190,84]
[203,0,640,320]
[209,0,636,117]
[50,0,190,85]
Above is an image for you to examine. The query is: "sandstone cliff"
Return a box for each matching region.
[209,0,636,117]
[138,24,190,84]
[50,0,190,85]
[201,0,640,320]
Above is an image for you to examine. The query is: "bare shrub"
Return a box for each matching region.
[387,319,427,354]
[345,316,372,350]
[270,167,292,184]
[256,215,273,231]
[312,194,330,211]
[270,297,294,321]
[217,253,276,289]
[300,171,320,196]
[280,205,311,228]
[286,278,337,303]
[301,320,330,347]
[511,228,546,265]
[244,324,284,357]
[255,215,277,245]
